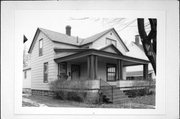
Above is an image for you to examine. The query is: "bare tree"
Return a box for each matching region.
[23,46,28,67]
[137,18,157,74]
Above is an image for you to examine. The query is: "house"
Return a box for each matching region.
[126,70,155,80]
[28,26,153,103]
[126,35,156,81]
[22,66,31,93]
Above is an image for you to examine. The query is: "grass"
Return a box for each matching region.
[129,94,155,106]
[22,94,155,108]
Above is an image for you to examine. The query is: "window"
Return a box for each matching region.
[106,64,116,81]
[106,38,117,47]
[24,71,27,79]
[58,62,67,80]
[39,39,43,56]
[43,62,48,83]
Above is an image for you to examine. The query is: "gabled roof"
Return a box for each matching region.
[39,28,83,45]
[126,41,148,60]
[28,28,83,53]
[80,28,113,45]
[28,27,129,53]
[53,44,123,55]
[54,48,150,64]
[80,28,129,51]
[100,44,123,55]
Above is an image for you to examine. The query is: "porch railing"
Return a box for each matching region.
[118,80,155,89]
[100,79,113,102]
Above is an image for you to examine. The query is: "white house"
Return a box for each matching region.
[22,66,31,93]
[27,26,153,103]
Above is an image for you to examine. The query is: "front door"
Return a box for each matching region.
[71,65,80,80]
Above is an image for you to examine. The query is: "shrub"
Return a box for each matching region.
[49,79,90,90]
[125,88,150,97]
[49,79,88,102]
[67,91,87,102]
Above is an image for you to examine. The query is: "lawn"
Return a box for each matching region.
[22,94,155,109]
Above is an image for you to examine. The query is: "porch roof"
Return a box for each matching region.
[54,49,149,65]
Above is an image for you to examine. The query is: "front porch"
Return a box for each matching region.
[54,49,152,89]
[53,49,154,103]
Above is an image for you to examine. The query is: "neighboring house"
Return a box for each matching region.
[23,66,31,93]
[126,70,155,80]
[126,35,156,81]
[28,26,153,102]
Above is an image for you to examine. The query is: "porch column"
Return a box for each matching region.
[94,55,98,79]
[87,55,98,80]
[117,60,123,80]
[143,64,148,80]
[87,56,90,78]
[90,55,94,79]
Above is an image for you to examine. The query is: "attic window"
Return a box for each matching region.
[110,32,112,35]
[106,38,117,47]
[39,39,43,56]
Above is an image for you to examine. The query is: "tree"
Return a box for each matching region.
[137,18,157,74]
[23,46,28,67]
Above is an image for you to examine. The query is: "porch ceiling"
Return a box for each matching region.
[54,49,149,66]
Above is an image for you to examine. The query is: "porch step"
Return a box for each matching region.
[100,86,129,104]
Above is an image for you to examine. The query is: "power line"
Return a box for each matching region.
[118,19,137,31]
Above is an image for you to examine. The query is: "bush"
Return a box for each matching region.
[67,91,87,102]
[49,79,90,90]
[53,91,87,102]
[125,88,151,98]
[49,79,88,102]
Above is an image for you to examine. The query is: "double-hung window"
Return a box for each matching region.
[43,62,48,83]
[58,62,67,79]
[39,39,43,56]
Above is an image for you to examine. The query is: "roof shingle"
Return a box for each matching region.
[39,28,83,46]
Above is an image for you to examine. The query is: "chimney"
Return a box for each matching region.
[66,25,71,36]
[135,35,140,45]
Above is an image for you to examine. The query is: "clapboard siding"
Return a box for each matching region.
[91,31,127,55]
[54,42,79,49]
[53,43,81,80]
[23,69,31,89]
[31,32,57,90]
[55,52,76,58]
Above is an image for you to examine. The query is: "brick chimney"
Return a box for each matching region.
[135,35,140,45]
[66,25,71,36]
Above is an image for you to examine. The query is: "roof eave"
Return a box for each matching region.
[28,28,40,53]
[112,28,129,52]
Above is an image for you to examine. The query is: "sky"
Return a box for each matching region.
[15,10,150,50]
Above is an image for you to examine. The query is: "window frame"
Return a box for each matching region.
[106,38,117,47]
[58,62,67,79]
[43,62,48,83]
[39,39,43,56]
[106,63,117,82]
